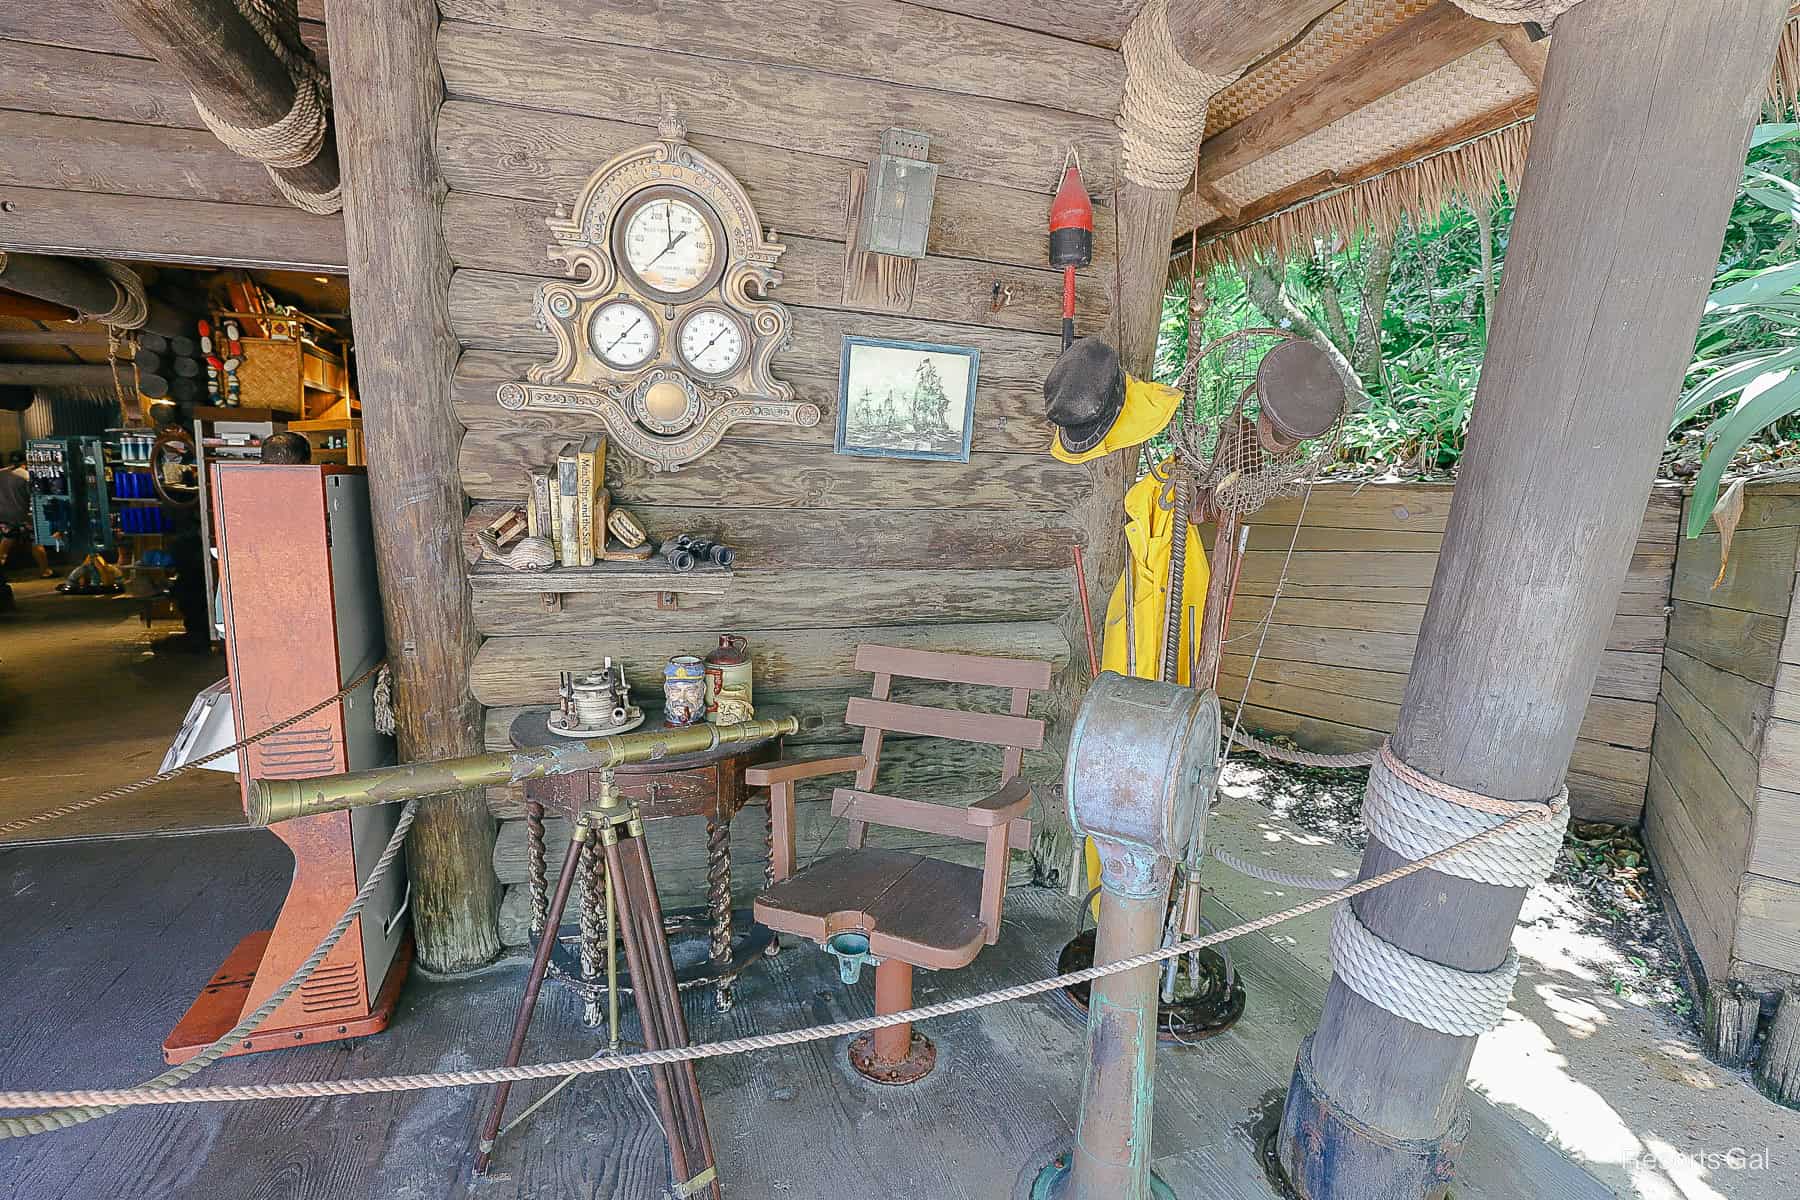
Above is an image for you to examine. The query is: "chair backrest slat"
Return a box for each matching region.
[854,644,1053,691]
[845,697,1045,751]
[832,788,1032,851]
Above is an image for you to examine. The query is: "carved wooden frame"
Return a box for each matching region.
[497,113,818,472]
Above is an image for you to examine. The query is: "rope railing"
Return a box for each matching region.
[0,803,1554,1115]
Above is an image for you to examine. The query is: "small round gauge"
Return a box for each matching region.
[587,300,657,369]
[615,188,724,301]
[677,309,746,377]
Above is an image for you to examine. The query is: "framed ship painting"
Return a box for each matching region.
[835,336,979,463]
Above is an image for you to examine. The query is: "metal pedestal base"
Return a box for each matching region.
[1054,930,1246,1042]
[1018,1145,1175,1200]
[848,1030,937,1085]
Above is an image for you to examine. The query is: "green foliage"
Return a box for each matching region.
[1677,123,1800,537]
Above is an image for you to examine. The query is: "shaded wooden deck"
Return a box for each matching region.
[0,830,1608,1199]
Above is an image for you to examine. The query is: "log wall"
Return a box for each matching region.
[0,3,344,269]
[1646,480,1800,992]
[435,0,1124,941]
[1214,480,1682,825]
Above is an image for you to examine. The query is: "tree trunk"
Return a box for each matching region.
[1277,2,1791,1196]
[324,0,499,972]
[1470,198,1497,341]
[1241,259,1366,403]
[1352,232,1393,383]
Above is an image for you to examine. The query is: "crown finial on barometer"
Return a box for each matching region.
[658,98,686,143]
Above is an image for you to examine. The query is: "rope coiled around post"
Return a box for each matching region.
[70,261,149,331]
[1117,0,1239,189]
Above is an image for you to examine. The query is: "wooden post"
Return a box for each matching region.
[0,252,190,339]
[324,0,500,972]
[108,0,340,206]
[1277,3,1791,1196]
[1757,985,1800,1104]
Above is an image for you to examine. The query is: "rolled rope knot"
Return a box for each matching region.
[72,261,149,332]
[1447,0,1584,25]
[1328,740,1568,1036]
[1117,0,1239,190]
[190,0,340,215]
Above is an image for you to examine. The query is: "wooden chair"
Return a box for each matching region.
[748,643,1051,1084]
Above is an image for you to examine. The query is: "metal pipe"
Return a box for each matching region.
[248,715,802,825]
[872,960,915,1064]
[1068,886,1170,1200]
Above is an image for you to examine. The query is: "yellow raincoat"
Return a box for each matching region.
[1085,458,1210,894]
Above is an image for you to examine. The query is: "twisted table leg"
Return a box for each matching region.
[707,815,733,1012]
[526,800,548,939]
[762,799,780,958]
[578,837,605,1027]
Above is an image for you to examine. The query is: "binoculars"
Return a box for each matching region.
[660,533,736,572]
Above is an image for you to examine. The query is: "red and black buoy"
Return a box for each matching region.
[1049,150,1094,350]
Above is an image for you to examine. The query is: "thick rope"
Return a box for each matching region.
[0,798,417,1136]
[1329,904,1518,1037]
[1227,728,1379,769]
[1363,742,1569,889]
[0,805,1551,1113]
[1118,0,1238,189]
[0,659,385,839]
[1211,846,1345,892]
[190,0,340,215]
[1447,0,1583,25]
[70,261,148,331]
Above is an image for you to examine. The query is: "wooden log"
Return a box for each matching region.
[1756,985,1800,1104]
[0,185,346,272]
[0,111,287,207]
[0,39,199,130]
[0,251,188,336]
[0,363,121,388]
[0,330,115,348]
[107,0,341,205]
[1281,5,1793,1197]
[1706,979,1763,1068]
[323,0,499,972]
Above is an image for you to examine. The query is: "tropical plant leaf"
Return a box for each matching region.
[1671,349,1800,428]
[1687,369,1800,537]
[1748,123,1800,150]
[1707,260,1800,309]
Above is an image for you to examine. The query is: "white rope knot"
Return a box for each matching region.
[1363,742,1569,889]
[1329,904,1520,1037]
[190,0,340,214]
[1117,0,1238,190]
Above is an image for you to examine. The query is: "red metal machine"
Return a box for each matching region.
[162,464,410,1063]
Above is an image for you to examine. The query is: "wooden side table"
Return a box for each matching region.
[509,709,780,1011]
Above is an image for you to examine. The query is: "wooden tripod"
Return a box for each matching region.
[471,771,723,1198]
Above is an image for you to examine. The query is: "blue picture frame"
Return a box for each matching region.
[835,336,979,463]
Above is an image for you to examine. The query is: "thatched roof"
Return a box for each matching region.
[1173,1,1800,275]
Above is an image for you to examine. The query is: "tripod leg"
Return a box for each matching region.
[472,827,588,1176]
[619,832,724,1200]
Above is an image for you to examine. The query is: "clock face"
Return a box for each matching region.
[677,309,745,377]
[588,300,657,369]
[619,193,720,298]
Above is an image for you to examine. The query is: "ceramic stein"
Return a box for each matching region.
[714,684,754,726]
[663,655,706,727]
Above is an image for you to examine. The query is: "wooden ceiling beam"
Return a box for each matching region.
[1499,25,1550,88]
[0,293,79,322]
[106,0,340,206]
[1196,1,1511,187]
[0,252,190,337]
[0,362,122,388]
[1169,0,1344,77]
[0,330,114,348]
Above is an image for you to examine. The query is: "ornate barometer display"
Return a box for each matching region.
[498,112,816,471]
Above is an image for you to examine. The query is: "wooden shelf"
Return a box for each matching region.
[469,559,731,613]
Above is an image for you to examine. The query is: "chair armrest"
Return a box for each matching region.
[744,753,866,788]
[965,777,1032,827]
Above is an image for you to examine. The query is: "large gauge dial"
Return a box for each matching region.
[617,189,722,300]
[588,300,657,369]
[677,309,746,377]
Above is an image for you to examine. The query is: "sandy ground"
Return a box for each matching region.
[1202,764,1799,1200]
[0,574,242,841]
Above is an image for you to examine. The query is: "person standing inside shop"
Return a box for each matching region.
[1,450,53,581]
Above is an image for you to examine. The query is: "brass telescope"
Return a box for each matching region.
[248,715,803,826]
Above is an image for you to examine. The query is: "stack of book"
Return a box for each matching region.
[525,435,653,566]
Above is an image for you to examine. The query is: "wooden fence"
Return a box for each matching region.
[1214,480,1681,824]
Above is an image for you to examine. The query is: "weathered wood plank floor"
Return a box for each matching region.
[0,831,1610,1199]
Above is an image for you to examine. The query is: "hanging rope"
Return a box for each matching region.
[191,0,339,215]
[0,798,417,1137]
[69,261,149,331]
[0,659,385,839]
[1227,728,1379,769]
[1117,0,1239,189]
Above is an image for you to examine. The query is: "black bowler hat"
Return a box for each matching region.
[1044,336,1126,456]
